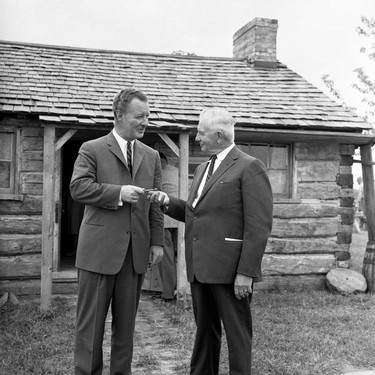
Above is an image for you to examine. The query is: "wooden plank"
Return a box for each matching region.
[361,145,375,241]
[55,129,77,151]
[256,274,327,291]
[297,160,339,182]
[273,202,339,218]
[295,143,340,160]
[158,133,179,157]
[262,254,336,275]
[41,126,56,311]
[0,279,41,296]
[0,215,42,234]
[177,132,189,297]
[53,149,62,272]
[0,234,42,255]
[297,182,340,200]
[0,254,41,278]
[266,237,349,254]
[271,217,339,238]
[0,196,42,214]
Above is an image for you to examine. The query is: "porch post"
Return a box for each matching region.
[360,144,375,293]
[41,126,56,311]
[177,132,190,298]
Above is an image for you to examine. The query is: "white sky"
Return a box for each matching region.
[0,0,373,114]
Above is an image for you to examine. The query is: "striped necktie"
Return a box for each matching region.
[127,141,132,176]
[204,155,217,185]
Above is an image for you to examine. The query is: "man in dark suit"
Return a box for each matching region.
[149,107,273,374]
[70,88,164,375]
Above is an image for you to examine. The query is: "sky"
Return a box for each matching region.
[0,0,373,115]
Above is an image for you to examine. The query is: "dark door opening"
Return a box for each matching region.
[60,140,84,270]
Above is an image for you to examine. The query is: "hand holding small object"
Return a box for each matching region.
[146,190,170,206]
[120,185,145,203]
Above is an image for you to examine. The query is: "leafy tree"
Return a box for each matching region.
[322,16,375,124]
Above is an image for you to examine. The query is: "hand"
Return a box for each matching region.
[147,190,170,206]
[148,246,164,267]
[234,274,253,300]
[120,185,145,204]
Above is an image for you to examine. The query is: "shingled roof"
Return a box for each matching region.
[0,40,371,132]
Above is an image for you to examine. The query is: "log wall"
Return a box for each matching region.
[0,121,357,295]
[257,142,355,290]
[0,118,43,295]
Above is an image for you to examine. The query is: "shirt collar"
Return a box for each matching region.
[216,143,235,162]
[112,128,135,149]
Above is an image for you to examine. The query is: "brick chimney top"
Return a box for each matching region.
[233,18,278,69]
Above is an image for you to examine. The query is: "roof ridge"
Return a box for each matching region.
[0,39,241,61]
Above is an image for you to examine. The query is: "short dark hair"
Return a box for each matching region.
[112,88,148,118]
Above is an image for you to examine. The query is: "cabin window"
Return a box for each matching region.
[238,143,291,199]
[0,130,17,197]
[188,142,291,199]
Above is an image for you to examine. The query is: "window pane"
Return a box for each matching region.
[0,161,11,188]
[269,146,288,169]
[0,133,12,160]
[269,170,288,196]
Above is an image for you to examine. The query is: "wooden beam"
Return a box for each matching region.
[235,127,375,146]
[55,129,77,151]
[360,145,375,293]
[177,132,189,300]
[41,126,56,311]
[158,133,179,157]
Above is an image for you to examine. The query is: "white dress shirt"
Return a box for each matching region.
[112,129,135,205]
[192,143,235,207]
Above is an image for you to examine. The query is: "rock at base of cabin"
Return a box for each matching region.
[326,268,367,294]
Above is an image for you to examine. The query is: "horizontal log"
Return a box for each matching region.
[0,254,41,278]
[22,127,43,137]
[297,160,339,182]
[22,183,43,195]
[21,172,43,184]
[22,137,43,151]
[21,158,43,172]
[273,202,339,218]
[271,217,339,238]
[0,234,42,255]
[262,254,336,275]
[266,237,349,254]
[297,182,340,199]
[0,215,42,234]
[0,278,41,296]
[256,274,327,291]
[0,196,42,214]
[295,143,340,160]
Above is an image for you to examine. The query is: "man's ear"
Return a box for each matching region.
[216,131,223,143]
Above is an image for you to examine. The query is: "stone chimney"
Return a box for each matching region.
[233,18,278,69]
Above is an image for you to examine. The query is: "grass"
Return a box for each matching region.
[1,232,374,374]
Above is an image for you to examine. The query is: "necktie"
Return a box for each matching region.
[204,155,217,185]
[127,141,132,176]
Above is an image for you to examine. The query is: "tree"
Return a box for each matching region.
[322,16,375,124]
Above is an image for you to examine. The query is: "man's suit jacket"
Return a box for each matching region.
[167,146,273,284]
[70,131,164,275]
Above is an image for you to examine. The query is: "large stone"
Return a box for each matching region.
[326,268,367,294]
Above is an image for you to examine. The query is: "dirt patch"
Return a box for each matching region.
[99,294,191,375]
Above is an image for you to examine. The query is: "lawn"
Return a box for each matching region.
[0,232,374,374]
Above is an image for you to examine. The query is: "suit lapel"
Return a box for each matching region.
[187,162,209,206]
[107,132,127,167]
[132,140,144,178]
[197,147,239,204]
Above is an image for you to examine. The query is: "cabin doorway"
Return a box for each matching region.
[59,139,84,271]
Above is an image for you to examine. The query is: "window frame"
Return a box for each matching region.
[0,128,22,200]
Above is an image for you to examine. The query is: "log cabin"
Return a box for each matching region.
[1,18,374,309]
